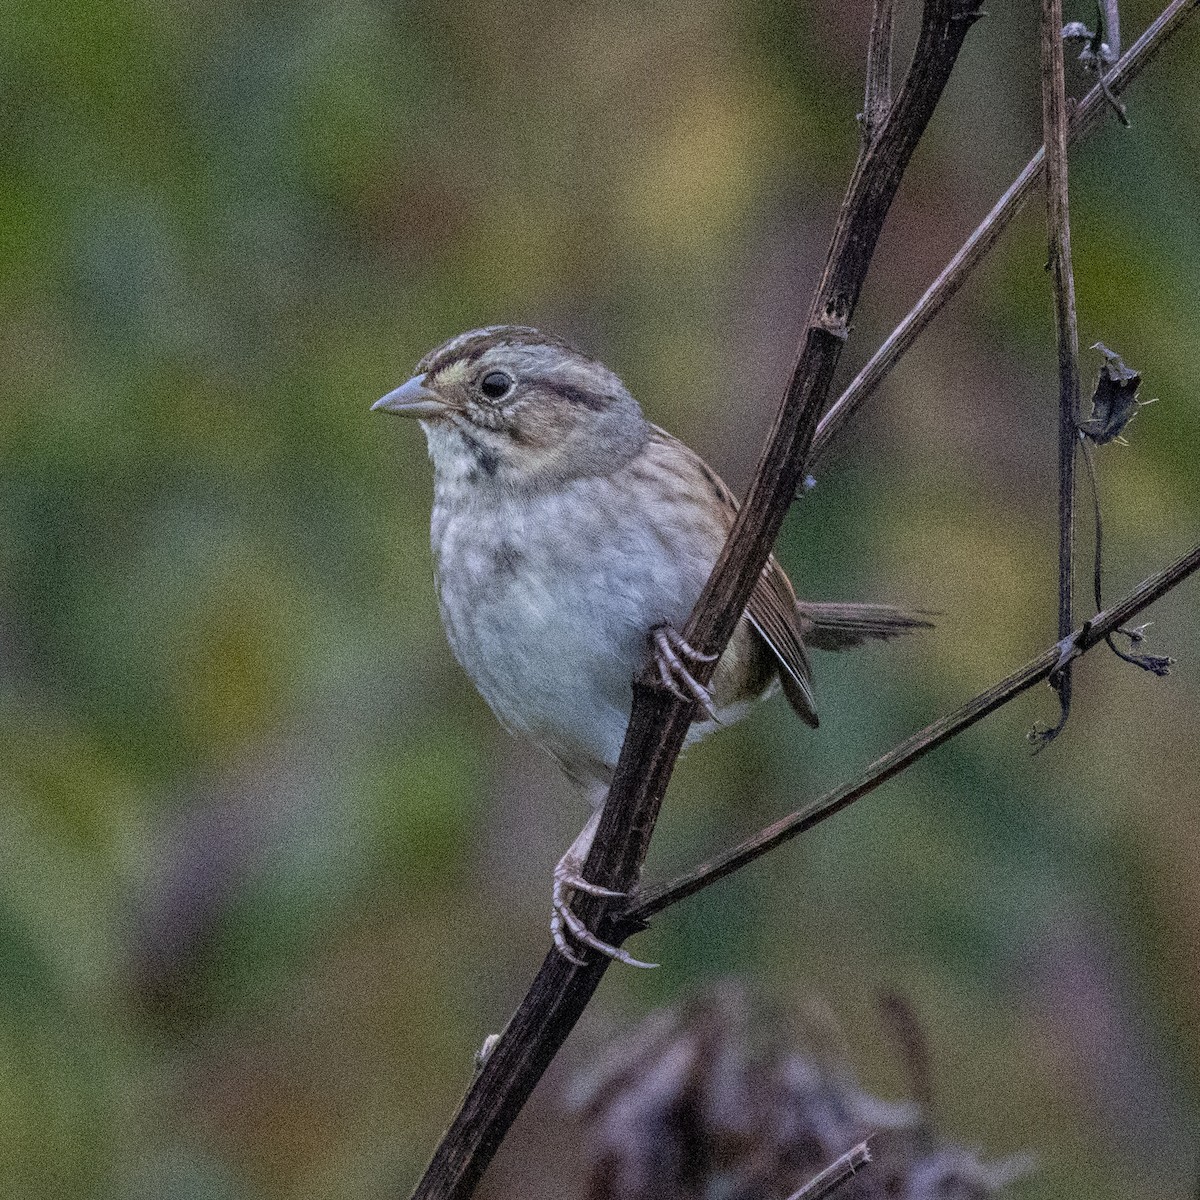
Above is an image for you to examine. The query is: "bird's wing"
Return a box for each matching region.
[646,426,818,728]
[746,558,819,728]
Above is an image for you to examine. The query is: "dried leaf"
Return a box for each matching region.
[1079,342,1150,446]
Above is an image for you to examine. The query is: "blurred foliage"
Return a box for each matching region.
[2,1,1199,1198]
[571,983,1029,1200]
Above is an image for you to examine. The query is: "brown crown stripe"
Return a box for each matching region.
[418,326,593,377]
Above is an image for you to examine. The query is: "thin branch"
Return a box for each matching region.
[1097,0,1131,124]
[1080,437,1106,612]
[629,540,1200,922]
[1079,434,1174,674]
[811,0,1199,465]
[1104,0,1122,56]
[789,1141,873,1200]
[408,5,982,1197]
[862,0,897,141]
[1066,3,1130,124]
[1031,0,1082,746]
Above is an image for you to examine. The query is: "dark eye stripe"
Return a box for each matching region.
[540,381,609,411]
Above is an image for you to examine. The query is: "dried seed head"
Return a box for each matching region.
[570,983,1029,1200]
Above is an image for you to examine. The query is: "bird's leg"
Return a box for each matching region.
[551,809,657,970]
[652,624,719,720]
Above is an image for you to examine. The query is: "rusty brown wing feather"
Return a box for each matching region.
[646,426,820,728]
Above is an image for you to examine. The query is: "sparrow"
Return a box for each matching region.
[374,326,931,967]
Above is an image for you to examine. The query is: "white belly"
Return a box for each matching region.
[431,475,715,786]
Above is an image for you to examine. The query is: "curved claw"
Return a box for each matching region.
[551,857,657,969]
[554,899,658,969]
[550,908,589,966]
[653,625,719,720]
[655,655,693,703]
[553,861,627,907]
[566,876,625,900]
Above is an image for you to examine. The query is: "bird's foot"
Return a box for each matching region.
[652,624,719,719]
[551,853,657,970]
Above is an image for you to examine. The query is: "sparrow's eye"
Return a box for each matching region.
[479,371,514,401]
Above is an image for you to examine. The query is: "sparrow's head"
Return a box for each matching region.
[373,326,649,489]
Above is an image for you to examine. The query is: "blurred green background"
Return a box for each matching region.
[3,1,1199,1197]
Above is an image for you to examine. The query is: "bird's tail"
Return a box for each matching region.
[795,601,935,652]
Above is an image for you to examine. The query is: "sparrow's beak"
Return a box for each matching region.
[371,373,448,418]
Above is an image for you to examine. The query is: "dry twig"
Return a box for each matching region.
[811,0,1199,464]
[573,986,1024,1200]
[861,0,897,141]
[1104,0,1123,56]
[790,1142,873,1200]
[628,540,1200,921]
[1030,0,1083,747]
[1076,344,1175,675]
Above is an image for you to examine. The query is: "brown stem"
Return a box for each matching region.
[862,0,897,141]
[790,1140,873,1200]
[407,4,982,1197]
[1103,0,1122,56]
[1033,0,1082,746]
[628,540,1200,922]
[810,0,1200,466]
